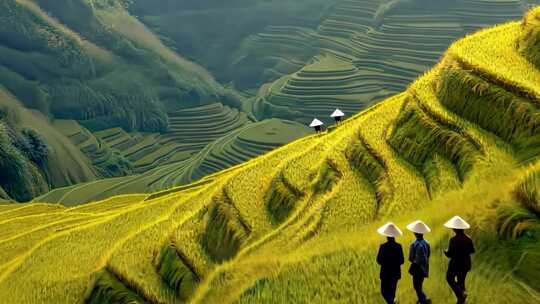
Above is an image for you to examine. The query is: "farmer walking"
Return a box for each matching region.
[376,222,405,304]
[407,220,432,304]
[444,216,475,304]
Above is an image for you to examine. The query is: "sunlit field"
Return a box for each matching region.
[1,4,540,304]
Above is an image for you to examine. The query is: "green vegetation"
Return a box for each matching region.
[266,173,304,225]
[202,195,251,263]
[128,0,334,87]
[0,0,227,133]
[250,0,537,124]
[0,88,96,201]
[158,244,200,301]
[388,98,481,184]
[53,120,133,178]
[3,0,538,203]
[519,6,540,67]
[0,119,48,202]
[86,269,148,304]
[2,11,540,303]
[38,119,310,205]
[493,167,540,291]
[345,132,391,208]
[436,61,540,162]
[514,169,540,214]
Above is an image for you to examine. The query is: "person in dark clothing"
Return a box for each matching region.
[407,220,432,304]
[444,216,475,304]
[377,222,405,304]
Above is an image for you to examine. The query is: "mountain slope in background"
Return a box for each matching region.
[128,0,336,87]
[250,0,540,124]
[0,0,323,200]
[1,8,540,303]
[23,0,540,205]
[0,87,97,201]
[127,0,539,115]
[0,0,228,133]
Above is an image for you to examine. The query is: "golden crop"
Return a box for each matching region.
[2,7,540,304]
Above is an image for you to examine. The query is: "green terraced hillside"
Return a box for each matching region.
[37,102,310,205]
[3,0,329,201]
[85,103,251,174]
[128,0,335,86]
[253,56,386,124]
[53,120,134,177]
[6,0,539,203]
[2,9,540,304]
[38,118,310,206]
[248,0,540,123]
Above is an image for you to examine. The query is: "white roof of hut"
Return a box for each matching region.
[309,118,324,127]
[330,109,345,118]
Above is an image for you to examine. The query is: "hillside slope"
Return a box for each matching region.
[250,0,540,124]
[1,9,540,304]
[1,0,312,200]
[5,0,538,202]
[27,0,540,204]
[0,0,228,132]
[127,0,336,86]
[0,87,97,201]
[37,118,310,206]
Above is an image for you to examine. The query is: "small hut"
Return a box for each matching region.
[309,118,324,132]
[331,109,345,123]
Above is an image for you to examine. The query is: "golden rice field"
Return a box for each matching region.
[2,8,540,304]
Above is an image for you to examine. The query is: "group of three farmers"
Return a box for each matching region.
[376,216,475,304]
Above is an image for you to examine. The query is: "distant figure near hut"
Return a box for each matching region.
[407,220,432,304]
[310,118,324,132]
[331,108,345,123]
[376,222,405,304]
[444,216,475,304]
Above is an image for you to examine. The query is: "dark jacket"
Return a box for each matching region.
[445,233,475,272]
[377,240,405,280]
[409,239,430,277]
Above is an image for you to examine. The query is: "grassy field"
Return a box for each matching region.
[2,10,540,303]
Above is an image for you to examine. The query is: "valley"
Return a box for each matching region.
[1,0,536,204]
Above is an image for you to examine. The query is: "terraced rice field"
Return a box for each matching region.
[45,0,538,201]
[40,119,310,205]
[95,103,251,173]
[6,12,540,303]
[254,56,386,123]
[248,0,539,123]
[161,103,251,149]
[54,103,251,175]
[92,127,186,173]
[53,120,131,177]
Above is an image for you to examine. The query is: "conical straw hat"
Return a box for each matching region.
[309,118,324,127]
[406,220,431,234]
[444,216,470,229]
[330,109,345,118]
[377,222,403,237]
